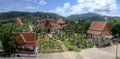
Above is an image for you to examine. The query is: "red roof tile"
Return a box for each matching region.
[89,22,105,31]
[57,19,66,25]
[22,33,36,42]
[87,30,101,35]
[87,22,112,35]
[13,32,37,47]
[24,43,37,47]
[39,19,66,29]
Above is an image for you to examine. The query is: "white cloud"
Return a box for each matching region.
[39,0,46,5]
[25,3,38,10]
[49,2,71,17]
[77,0,84,3]
[49,0,118,17]
[63,2,71,8]
[25,5,38,10]
[71,0,117,15]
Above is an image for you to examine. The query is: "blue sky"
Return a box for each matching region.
[0,0,120,17]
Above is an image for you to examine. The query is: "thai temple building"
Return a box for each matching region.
[14,18,37,53]
[39,18,67,33]
[87,22,112,47]
[13,32,37,53]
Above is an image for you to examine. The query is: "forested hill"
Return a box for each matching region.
[0,11,120,22]
[0,11,64,21]
[67,13,120,20]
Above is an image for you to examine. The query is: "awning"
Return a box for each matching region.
[87,30,101,36]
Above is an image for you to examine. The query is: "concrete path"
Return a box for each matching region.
[47,33,68,52]
[100,44,120,57]
[57,40,68,52]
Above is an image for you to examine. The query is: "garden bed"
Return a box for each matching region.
[37,35,63,53]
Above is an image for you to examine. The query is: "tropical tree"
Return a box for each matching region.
[109,20,120,35]
[0,23,16,53]
[111,22,120,35]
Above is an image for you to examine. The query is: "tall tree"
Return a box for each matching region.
[0,23,16,53]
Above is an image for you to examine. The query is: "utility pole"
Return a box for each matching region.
[115,34,119,59]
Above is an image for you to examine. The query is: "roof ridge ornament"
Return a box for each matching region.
[20,34,26,42]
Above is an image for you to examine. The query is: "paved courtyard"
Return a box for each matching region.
[0,44,120,59]
[0,52,83,59]
[100,44,120,57]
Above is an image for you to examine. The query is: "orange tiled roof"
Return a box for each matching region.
[89,22,105,31]
[14,32,37,47]
[57,19,66,25]
[39,19,66,29]
[22,33,36,42]
[87,30,101,35]
[87,22,112,35]
[39,19,56,26]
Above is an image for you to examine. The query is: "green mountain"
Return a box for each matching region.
[0,11,120,22]
[0,11,64,21]
[67,13,120,20]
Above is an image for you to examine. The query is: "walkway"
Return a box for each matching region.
[47,33,68,52]
[57,40,68,52]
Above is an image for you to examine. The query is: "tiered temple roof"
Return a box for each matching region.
[87,22,111,35]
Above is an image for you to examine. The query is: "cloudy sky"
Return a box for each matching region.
[0,0,120,17]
